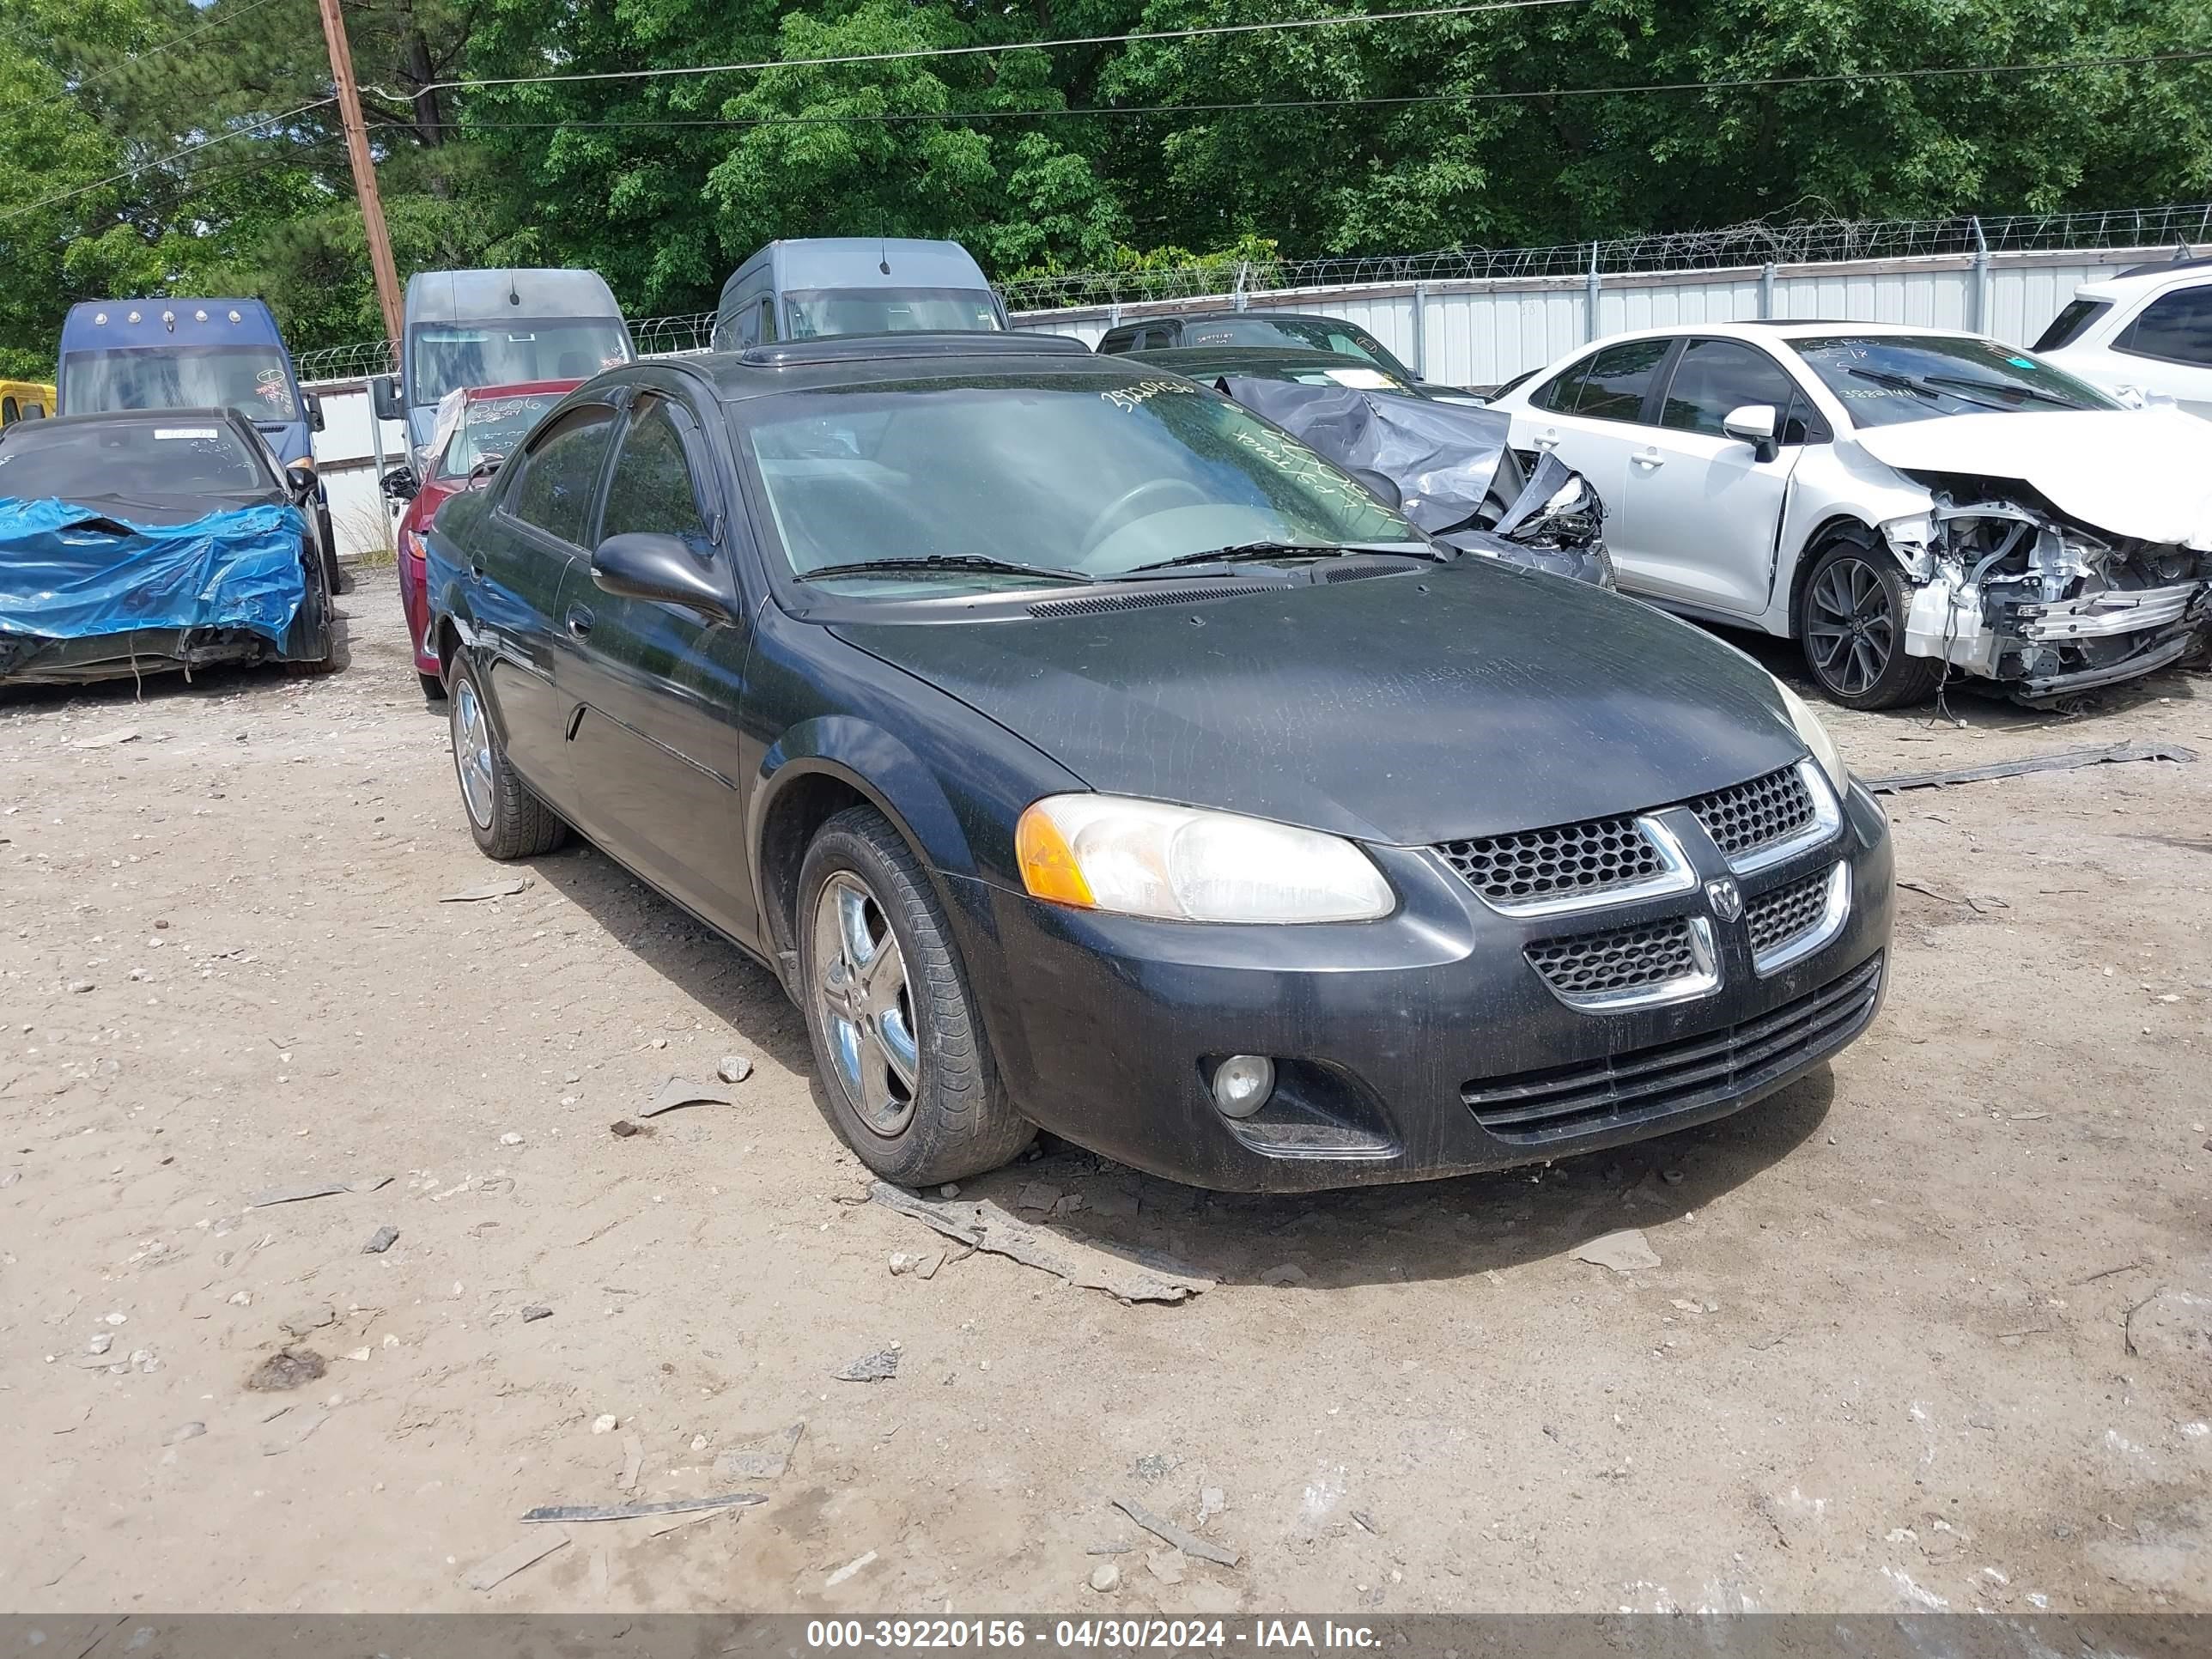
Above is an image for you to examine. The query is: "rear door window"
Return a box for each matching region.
[2117,286,2212,368]
[504,407,616,547]
[1536,339,1673,422]
[1657,338,1803,436]
[2033,297,2112,351]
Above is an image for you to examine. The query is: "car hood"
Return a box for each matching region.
[1853,407,2212,550]
[831,562,1806,845]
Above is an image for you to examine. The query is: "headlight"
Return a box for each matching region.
[1773,677,1848,793]
[1016,794,1393,923]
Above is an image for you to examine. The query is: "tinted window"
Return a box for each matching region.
[2118,287,2212,368]
[2033,297,2112,351]
[600,401,713,550]
[2,399,15,423]
[412,319,629,406]
[506,408,615,545]
[1552,339,1672,422]
[782,288,1000,338]
[741,374,1419,593]
[1097,326,1141,354]
[1658,339,1802,436]
[1181,317,1417,381]
[1790,334,2121,427]
[756,297,776,345]
[61,345,299,423]
[0,418,267,495]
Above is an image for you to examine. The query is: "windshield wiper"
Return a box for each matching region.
[1840,365,2010,412]
[1918,373,2079,409]
[1111,541,1438,578]
[797,555,1088,585]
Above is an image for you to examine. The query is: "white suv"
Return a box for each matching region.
[2033,259,2212,418]
[1488,323,2211,708]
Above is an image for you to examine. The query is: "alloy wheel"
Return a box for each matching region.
[453,677,495,830]
[811,872,920,1136]
[1807,555,1894,697]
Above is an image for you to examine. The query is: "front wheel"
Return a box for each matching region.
[796,806,1033,1185]
[1796,533,1945,709]
[447,656,567,860]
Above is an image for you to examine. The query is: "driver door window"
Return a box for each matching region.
[1656,339,1815,440]
[601,400,716,555]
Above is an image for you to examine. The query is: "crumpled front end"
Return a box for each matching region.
[1880,484,2212,702]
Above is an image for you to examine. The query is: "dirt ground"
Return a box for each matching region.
[3,566,2208,1616]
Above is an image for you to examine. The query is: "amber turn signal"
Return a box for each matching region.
[1015,802,1097,908]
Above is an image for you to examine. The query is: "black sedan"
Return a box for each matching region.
[0,408,334,686]
[422,334,1893,1193]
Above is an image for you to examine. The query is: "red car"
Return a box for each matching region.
[389,380,579,696]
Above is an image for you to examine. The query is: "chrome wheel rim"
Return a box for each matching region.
[453,678,495,830]
[1808,556,1893,696]
[811,872,919,1137]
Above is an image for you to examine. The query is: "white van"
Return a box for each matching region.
[711,239,1006,351]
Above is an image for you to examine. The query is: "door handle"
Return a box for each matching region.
[469,559,486,579]
[566,605,594,639]
[1531,434,1559,452]
[1633,447,1666,469]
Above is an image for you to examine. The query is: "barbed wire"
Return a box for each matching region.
[294,200,2212,380]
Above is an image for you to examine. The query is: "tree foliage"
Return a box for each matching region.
[1,0,2208,372]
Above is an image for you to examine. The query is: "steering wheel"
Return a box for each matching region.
[1078,477,1211,559]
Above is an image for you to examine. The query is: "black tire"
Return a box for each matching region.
[447,654,567,860]
[1796,531,1945,710]
[796,805,1033,1185]
[418,670,447,702]
[315,500,349,594]
[283,538,339,676]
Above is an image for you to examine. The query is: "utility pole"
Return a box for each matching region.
[314,0,404,347]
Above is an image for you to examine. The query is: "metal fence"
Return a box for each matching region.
[296,201,2212,389]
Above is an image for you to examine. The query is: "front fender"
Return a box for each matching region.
[754,717,984,889]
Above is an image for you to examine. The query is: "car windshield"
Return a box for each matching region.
[436,392,567,481]
[1180,318,1416,381]
[782,288,1003,338]
[62,346,300,425]
[411,319,629,406]
[1789,335,2123,426]
[739,374,1420,593]
[0,419,266,497]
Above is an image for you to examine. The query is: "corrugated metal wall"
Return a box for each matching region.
[1011,251,2159,388]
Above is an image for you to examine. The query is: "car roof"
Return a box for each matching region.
[403,268,623,324]
[10,405,251,435]
[1565,320,1991,350]
[676,331,1127,403]
[2069,258,2212,300]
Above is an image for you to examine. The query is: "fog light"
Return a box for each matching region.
[1212,1054,1276,1119]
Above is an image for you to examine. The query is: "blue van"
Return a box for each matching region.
[709,239,1006,351]
[372,269,633,461]
[56,299,335,580]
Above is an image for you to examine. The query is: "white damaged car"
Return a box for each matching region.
[1490,322,2212,707]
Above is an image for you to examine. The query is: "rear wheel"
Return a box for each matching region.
[1796,532,1945,709]
[797,806,1033,1185]
[448,656,567,859]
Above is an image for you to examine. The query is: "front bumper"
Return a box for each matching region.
[944,780,1893,1192]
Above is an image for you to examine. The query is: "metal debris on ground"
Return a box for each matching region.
[520,1305,553,1323]
[608,1120,652,1139]
[520,1493,767,1524]
[714,1421,804,1483]
[870,1182,1213,1305]
[465,1531,568,1591]
[248,1175,392,1208]
[440,877,532,902]
[1865,741,2197,795]
[362,1224,399,1255]
[836,1348,901,1382]
[1571,1230,1662,1273]
[1110,1496,1240,1567]
[716,1054,753,1084]
[637,1076,735,1118]
[244,1348,327,1391]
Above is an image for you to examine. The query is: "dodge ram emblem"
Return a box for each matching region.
[1705,877,1744,922]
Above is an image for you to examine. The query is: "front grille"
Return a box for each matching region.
[1526,918,1698,999]
[1689,764,1816,860]
[1439,815,1665,906]
[1747,867,1831,960]
[1464,954,1883,1144]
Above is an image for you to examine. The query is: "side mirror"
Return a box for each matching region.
[591,532,733,624]
[371,375,402,422]
[1348,467,1403,511]
[303,391,325,433]
[1723,403,1779,464]
[380,465,418,502]
[284,459,317,500]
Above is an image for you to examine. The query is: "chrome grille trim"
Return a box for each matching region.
[1750,860,1851,976]
[1439,815,1698,919]
[1527,915,1719,1012]
[1698,758,1842,877]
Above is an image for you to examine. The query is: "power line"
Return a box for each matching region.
[0,98,338,227]
[451,47,2212,131]
[374,0,1586,100]
[70,0,291,92]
